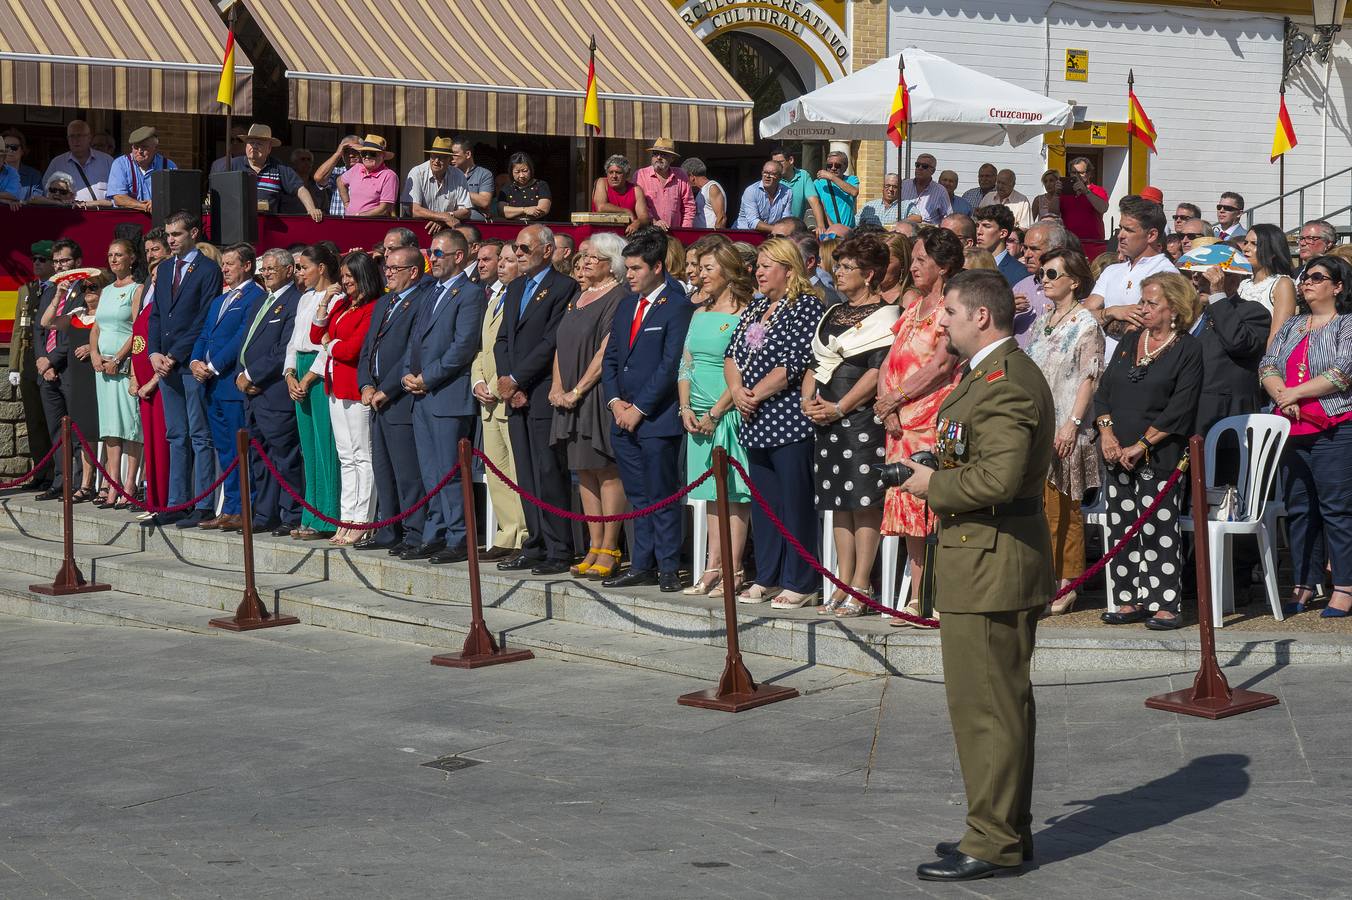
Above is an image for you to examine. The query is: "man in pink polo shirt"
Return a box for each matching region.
[339,134,398,217]
[632,138,694,230]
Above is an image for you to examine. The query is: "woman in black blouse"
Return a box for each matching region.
[725,237,825,609]
[1095,272,1203,629]
[801,235,899,616]
[497,152,551,223]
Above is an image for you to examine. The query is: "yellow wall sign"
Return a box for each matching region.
[1090,122,1109,145]
[1065,48,1088,82]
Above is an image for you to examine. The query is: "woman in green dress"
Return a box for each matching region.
[678,240,752,596]
[284,244,342,539]
[89,238,144,506]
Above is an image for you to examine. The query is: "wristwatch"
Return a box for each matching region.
[1071,416,1083,427]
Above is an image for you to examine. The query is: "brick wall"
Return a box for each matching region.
[851,0,888,201]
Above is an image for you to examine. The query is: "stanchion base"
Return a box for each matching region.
[430,648,535,669]
[1145,688,1280,720]
[678,684,799,712]
[209,614,301,632]
[29,581,111,595]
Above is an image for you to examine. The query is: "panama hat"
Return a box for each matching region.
[426,136,455,156]
[236,123,282,147]
[357,134,394,160]
[644,137,680,157]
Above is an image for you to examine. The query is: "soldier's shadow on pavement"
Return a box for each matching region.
[1034,753,1250,865]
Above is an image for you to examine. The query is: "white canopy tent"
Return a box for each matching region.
[759,48,1075,148]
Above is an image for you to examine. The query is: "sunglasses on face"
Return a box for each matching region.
[430,248,455,258]
[32,255,49,263]
[359,151,381,159]
[1180,232,1205,240]
[1036,268,1064,282]
[382,264,417,273]
[3,143,19,152]
[1173,213,1192,221]
[1216,204,1239,213]
[513,243,537,254]
[915,162,934,170]
[1301,272,1336,284]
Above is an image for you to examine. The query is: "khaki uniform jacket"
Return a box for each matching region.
[472,283,509,422]
[8,280,41,371]
[928,339,1056,614]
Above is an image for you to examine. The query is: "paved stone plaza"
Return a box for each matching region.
[2,614,1349,899]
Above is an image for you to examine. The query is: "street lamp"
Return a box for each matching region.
[1283,1,1347,86]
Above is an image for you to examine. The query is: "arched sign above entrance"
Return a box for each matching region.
[671,0,850,89]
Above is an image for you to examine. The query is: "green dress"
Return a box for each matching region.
[679,310,749,502]
[93,282,142,442]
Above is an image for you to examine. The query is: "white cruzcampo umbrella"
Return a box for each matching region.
[760,48,1075,147]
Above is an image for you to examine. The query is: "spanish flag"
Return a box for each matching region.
[1270,94,1298,162]
[217,29,236,108]
[583,36,601,135]
[886,56,908,148]
[1127,88,1157,154]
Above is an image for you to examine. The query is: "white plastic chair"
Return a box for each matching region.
[1180,413,1290,628]
[1082,471,1118,613]
[821,512,900,608]
[688,497,708,587]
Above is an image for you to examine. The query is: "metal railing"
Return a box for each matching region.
[1246,166,1352,234]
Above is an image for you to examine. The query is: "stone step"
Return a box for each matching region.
[4,493,1350,674]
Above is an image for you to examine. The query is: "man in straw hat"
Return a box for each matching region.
[338,134,398,218]
[633,137,694,230]
[107,126,177,213]
[228,124,323,222]
[403,136,472,234]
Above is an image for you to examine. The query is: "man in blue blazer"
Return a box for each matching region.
[600,228,696,592]
[187,243,263,531]
[236,249,302,536]
[492,225,581,575]
[399,232,486,563]
[146,211,223,528]
[974,203,1032,288]
[356,248,433,553]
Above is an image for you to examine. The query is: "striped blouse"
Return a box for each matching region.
[1259,313,1352,416]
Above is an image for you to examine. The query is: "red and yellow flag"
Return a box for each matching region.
[216,29,236,108]
[583,39,601,135]
[886,61,909,148]
[1127,89,1157,154]
[1270,94,1298,162]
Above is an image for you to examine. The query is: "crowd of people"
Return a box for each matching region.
[10,122,1352,625]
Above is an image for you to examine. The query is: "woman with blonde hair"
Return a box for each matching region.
[963,248,998,271]
[680,240,755,596]
[725,237,825,608]
[880,232,914,304]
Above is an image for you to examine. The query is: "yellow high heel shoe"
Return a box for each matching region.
[570,547,602,577]
[587,548,622,579]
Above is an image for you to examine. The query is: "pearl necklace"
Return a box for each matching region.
[1136,329,1176,367]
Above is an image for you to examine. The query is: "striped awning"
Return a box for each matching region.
[0,0,252,115]
[245,0,753,143]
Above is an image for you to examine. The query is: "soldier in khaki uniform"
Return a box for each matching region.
[896,269,1055,882]
[7,240,54,491]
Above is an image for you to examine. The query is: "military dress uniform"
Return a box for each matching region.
[927,337,1055,868]
[8,277,53,487]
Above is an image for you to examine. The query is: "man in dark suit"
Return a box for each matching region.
[600,228,696,592]
[33,239,84,499]
[493,224,580,574]
[146,211,224,527]
[10,240,54,493]
[188,243,264,531]
[974,204,1031,288]
[236,249,302,535]
[399,231,485,563]
[356,245,433,553]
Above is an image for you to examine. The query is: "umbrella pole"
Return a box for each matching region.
[1127,69,1135,195]
[904,133,911,176]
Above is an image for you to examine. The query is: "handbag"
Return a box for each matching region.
[918,501,939,617]
[1206,485,1241,522]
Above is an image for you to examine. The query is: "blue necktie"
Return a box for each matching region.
[519,275,540,318]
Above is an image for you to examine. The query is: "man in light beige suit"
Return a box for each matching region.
[470,240,526,559]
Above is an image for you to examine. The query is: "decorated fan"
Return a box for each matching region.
[51,267,103,285]
[1175,244,1253,274]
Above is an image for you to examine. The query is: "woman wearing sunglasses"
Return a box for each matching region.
[1260,256,1352,617]
[1023,250,1102,614]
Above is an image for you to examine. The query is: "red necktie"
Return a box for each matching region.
[172,258,185,295]
[45,291,65,353]
[628,296,650,347]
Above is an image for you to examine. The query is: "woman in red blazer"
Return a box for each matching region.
[312,251,382,545]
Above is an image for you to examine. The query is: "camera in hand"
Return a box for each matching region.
[874,450,939,486]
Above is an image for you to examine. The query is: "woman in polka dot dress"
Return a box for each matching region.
[1094,273,1203,629]
[801,235,899,616]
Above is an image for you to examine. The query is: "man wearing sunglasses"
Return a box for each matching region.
[106,127,178,214]
[7,240,55,492]
[1175,218,1211,256]
[898,153,951,225]
[813,150,860,231]
[1171,203,1202,234]
[313,135,363,217]
[1213,192,1248,241]
[228,123,323,222]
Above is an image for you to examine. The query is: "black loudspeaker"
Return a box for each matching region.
[150,169,203,228]
[208,169,259,246]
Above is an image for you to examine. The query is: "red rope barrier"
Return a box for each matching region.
[0,438,63,490]
[251,438,459,531]
[474,449,714,523]
[71,422,237,514]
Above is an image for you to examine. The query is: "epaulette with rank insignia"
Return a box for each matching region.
[985,369,1005,383]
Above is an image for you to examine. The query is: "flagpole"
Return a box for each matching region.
[222,1,237,166]
[586,34,597,211]
[1127,69,1135,196]
[900,52,911,175]
[1278,83,1287,231]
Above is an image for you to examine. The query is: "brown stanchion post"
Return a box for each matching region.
[679,447,798,712]
[211,429,299,631]
[431,438,534,668]
[31,417,111,595]
[1146,435,1279,719]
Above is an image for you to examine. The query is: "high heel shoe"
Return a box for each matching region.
[770,590,819,610]
[571,547,602,577]
[712,570,745,598]
[683,568,721,595]
[586,548,622,580]
[835,586,875,618]
[1320,588,1352,618]
[1046,589,1077,616]
[1283,585,1318,616]
[818,589,847,615]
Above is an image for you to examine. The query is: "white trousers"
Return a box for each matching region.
[329,396,375,523]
